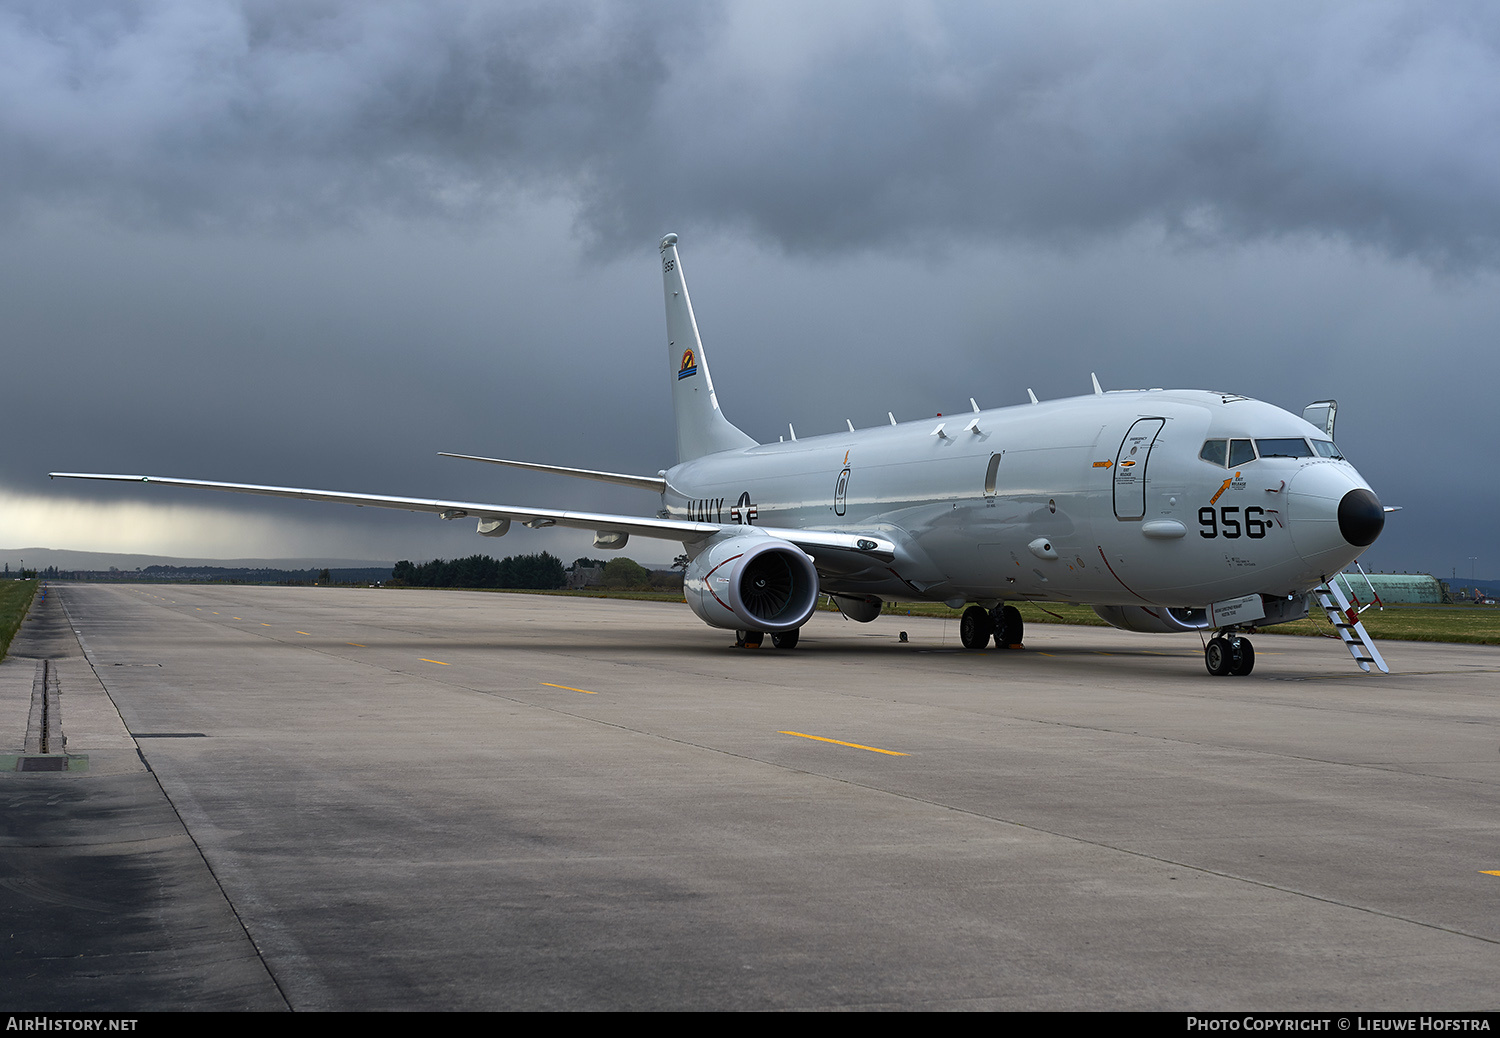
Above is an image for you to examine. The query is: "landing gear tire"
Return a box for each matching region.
[736,630,765,649]
[771,629,800,650]
[1227,636,1254,676]
[994,605,1024,649]
[960,606,993,649]
[1205,637,1233,677]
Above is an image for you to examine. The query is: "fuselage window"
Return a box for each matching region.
[1255,437,1313,458]
[1228,439,1256,467]
[1199,439,1228,466]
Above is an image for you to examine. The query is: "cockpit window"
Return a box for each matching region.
[1201,438,1260,467]
[1203,438,1277,467]
[1228,439,1256,467]
[1255,437,1313,459]
[1312,440,1344,460]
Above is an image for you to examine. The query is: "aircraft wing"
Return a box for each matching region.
[47,472,897,560]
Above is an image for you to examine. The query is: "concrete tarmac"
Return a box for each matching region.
[4,583,1499,1010]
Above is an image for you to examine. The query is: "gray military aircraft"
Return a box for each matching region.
[53,233,1390,676]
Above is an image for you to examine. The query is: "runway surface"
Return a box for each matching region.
[3,583,1500,1010]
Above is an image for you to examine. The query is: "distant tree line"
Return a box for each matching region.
[569,556,683,591]
[390,553,566,590]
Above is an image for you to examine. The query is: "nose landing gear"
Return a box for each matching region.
[1205,632,1255,676]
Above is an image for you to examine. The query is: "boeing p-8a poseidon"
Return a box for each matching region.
[53,234,1390,676]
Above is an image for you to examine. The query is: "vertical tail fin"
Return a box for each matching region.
[660,233,757,462]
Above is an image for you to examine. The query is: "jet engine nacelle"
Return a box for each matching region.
[1092,604,1211,634]
[684,534,820,633]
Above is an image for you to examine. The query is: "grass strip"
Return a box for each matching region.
[0,580,39,661]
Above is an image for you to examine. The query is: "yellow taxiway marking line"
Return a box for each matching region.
[542,682,596,694]
[296,631,313,636]
[779,731,908,756]
[1482,871,1500,877]
[347,642,366,647]
[419,658,449,666]
[261,623,273,627]
[232,617,242,620]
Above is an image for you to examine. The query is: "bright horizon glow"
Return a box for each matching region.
[0,486,675,567]
[0,486,387,559]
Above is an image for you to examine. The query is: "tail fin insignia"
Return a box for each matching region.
[660,233,756,462]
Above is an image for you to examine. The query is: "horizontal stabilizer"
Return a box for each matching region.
[438,453,666,493]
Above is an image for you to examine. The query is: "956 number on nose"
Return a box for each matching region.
[1199,505,1268,539]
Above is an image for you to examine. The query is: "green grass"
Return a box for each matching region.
[0,580,38,661]
[1267,603,1500,646]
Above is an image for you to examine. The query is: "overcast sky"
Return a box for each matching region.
[2,0,1496,579]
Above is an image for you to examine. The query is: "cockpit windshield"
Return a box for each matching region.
[1254,438,1313,459]
[1200,438,1257,468]
[1200,436,1336,468]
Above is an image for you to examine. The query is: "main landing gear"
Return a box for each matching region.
[1204,632,1255,676]
[736,628,801,649]
[959,605,1024,650]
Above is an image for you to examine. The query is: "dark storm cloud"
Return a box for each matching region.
[2,1,1498,265]
[0,0,696,227]
[619,1,1500,265]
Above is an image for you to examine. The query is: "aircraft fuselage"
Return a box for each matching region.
[663,389,1378,610]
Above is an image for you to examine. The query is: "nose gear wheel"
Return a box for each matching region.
[1205,634,1254,676]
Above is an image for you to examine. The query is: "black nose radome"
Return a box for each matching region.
[1338,488,1384,547]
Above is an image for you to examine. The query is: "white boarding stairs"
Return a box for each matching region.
[1313,579,1389,673]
